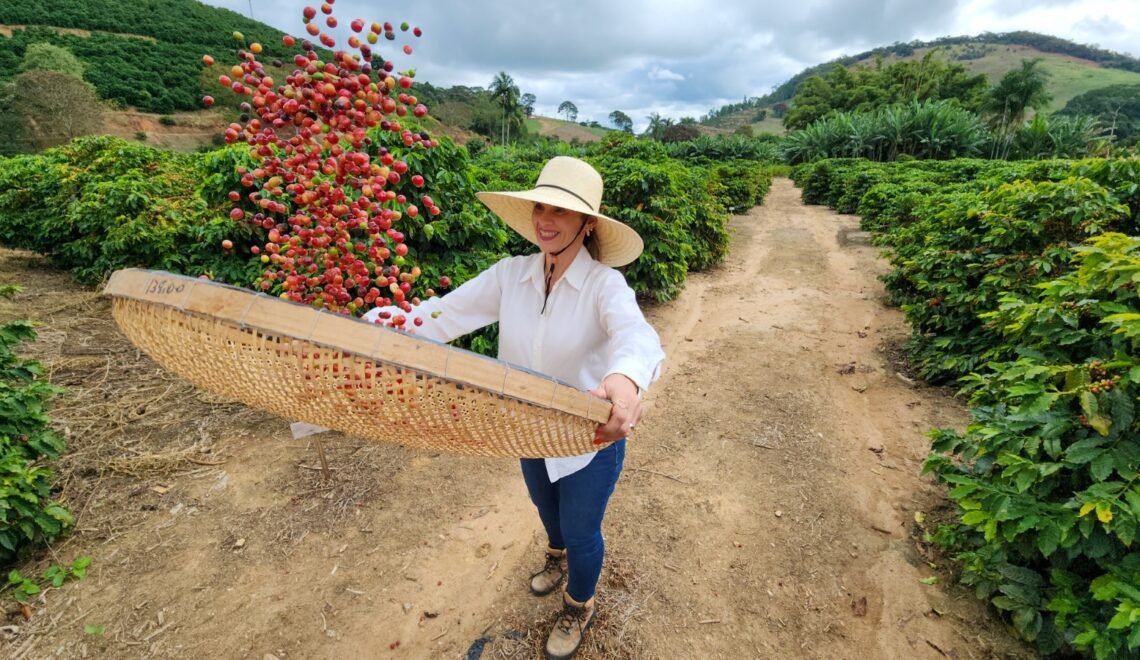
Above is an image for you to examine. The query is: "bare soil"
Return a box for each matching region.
[99,109,477,153]
[0,180,1035,659]
[101,110,225,153]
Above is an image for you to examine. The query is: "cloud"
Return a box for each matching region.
[199,0,1140,130]
[648,66,685,82]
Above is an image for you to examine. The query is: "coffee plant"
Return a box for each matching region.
[0,287,71,564]
[796,157,1139,383]
[885,176,1129,382]
[0,136,262,285]
[925,233,1140,658]
[794,157,1140,656]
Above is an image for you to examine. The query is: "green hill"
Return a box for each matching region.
[525,117,611,142]
[0,0,299,114]
[867,42,1140,112]
[703,32,1140,133]
[0,2,583,149]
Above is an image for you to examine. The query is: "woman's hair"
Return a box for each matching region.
[582,214,600,260]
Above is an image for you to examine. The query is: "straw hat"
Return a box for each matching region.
[475,156,644,267]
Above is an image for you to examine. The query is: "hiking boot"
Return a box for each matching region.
[529,547,567,596]
[544,592,596,660]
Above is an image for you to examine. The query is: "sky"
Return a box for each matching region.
[199,0,1140,133]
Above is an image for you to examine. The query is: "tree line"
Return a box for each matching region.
[779,58,1123,162]
[699,31,1140,129]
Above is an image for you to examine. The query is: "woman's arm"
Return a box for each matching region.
[361,260,505,343]
[597,270,665,394]
[592,270,666,443]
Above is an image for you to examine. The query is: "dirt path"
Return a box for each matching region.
[0,180,1033,659]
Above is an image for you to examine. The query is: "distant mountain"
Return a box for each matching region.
[701,31,1140,133]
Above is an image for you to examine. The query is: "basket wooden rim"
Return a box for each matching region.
[103,269,612,424]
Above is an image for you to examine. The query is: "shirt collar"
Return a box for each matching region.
[561,247,594,291]
[520,248,595,293]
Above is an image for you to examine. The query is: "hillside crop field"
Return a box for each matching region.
[890,44,1140,111]
[525,117,611,142]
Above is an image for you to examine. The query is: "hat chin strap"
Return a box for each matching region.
[540,220,588,315]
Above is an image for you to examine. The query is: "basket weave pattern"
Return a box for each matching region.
[106,270,609,458]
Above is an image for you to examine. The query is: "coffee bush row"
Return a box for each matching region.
[0,131,768,318]
[794,158,1140,383]
[795,157,1140,658]
[0,288,71,565]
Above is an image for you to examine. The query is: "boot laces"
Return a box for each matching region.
[530,551,566,584]
[555,600,590,635]
[542,552,563,573]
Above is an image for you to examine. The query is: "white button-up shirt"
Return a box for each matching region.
[363,248,665,481]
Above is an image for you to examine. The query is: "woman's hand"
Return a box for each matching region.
[590,373,641,445]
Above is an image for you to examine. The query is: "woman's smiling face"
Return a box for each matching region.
[531,202,595,255]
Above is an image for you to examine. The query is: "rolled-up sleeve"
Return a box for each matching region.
[597,270,665,393]
[361,260,504,343]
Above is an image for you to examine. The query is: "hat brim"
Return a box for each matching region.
[476,189,644,268]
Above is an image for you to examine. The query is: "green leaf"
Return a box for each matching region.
[1091,452,1116,481]
[1126,488,1140,519]
[1081,391,1099,418]
[84,624,105,636]
[1085,576,1112,601]
[1007,383,1044,396]
[962,511,989,525]
[1012,607,1042,641]
[1109,604,1133,630]
[999,582,1041,606]
[43,504,73,526]
[1014,468,1036,493]
[919,576,939,585]
[1129,623,1140,650]
[1038,524,1061,557]
[998,563,1045,587]
[1022,393,1057,414]
[1116,516,1137,546]
[1067,439,1107,465]
[1104,313,1140,323]
[1047,594,1078,615]
[1073,629,1097,646]
[1067,368,1090,392]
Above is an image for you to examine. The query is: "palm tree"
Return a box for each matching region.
[984,59,1052,158]
[489,71,521,145]
[644,112,671,140]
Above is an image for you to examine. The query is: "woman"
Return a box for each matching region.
[365,156,664,659]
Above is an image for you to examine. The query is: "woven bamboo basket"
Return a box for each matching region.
[103,269,612,458]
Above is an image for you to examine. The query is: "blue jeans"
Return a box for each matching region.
[520,440,626,602]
